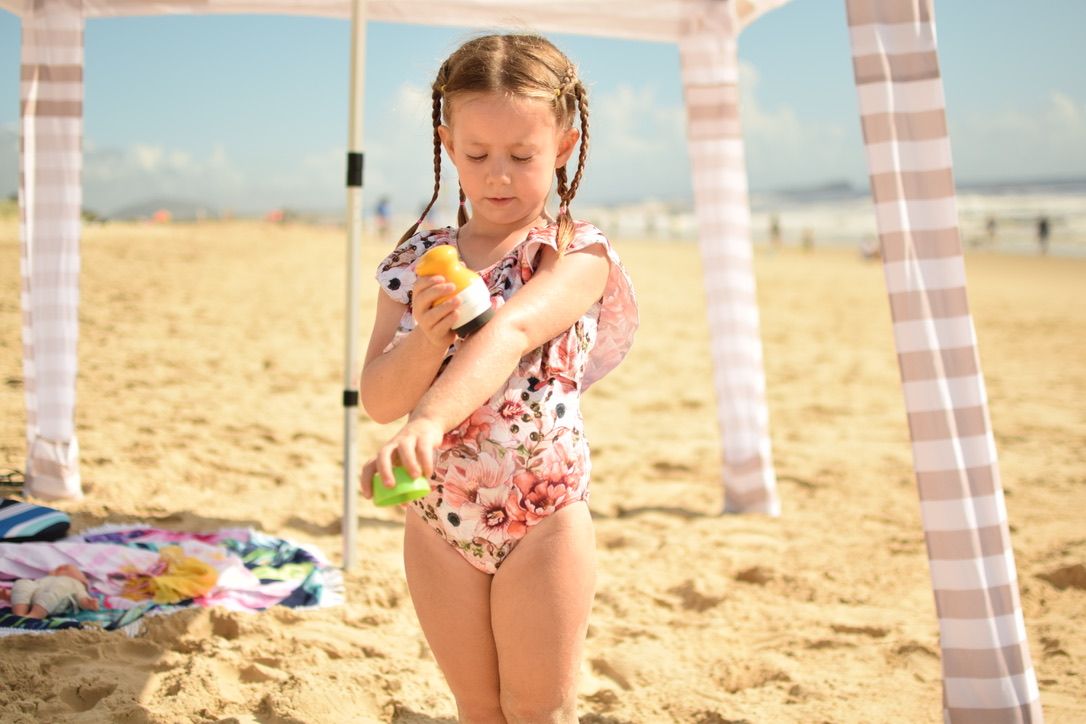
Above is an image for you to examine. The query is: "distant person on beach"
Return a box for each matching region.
[375,196,391,240]
[359,34,638,722]
[859,235,880,261]
[986,215,998,245]
[769,213,782,250]
[1037,215,1051,255]
[802,227,814,252]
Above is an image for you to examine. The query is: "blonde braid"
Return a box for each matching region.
[457,183,469,227]
[568,81,590,207]
[396,65,449,246]
[555,74,588,255]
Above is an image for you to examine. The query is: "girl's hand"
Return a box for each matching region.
[412,275,461,349]
[373,416,445,488]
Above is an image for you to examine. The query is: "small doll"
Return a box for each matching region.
[10,563,100,619]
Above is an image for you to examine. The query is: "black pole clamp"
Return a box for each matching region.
[346,151,364,188]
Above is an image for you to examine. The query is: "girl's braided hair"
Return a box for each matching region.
[397,34,589,255]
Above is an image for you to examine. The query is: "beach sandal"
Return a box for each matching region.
[0,468,23,495]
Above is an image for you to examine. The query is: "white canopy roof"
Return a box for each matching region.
[0,0,788,39]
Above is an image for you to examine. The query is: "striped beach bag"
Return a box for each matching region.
[0,499,71,542]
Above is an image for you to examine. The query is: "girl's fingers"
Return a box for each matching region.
[416,436,435,480]
[420,296,461,328]
[397,437,422,479]
[359,458,376,499]
[412,275,443,299]
[376,444,396,489]
[414,280,456,313]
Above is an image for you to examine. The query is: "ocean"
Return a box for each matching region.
[578,178,1086,257]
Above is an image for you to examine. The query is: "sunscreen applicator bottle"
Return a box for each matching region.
[415,245,494,336]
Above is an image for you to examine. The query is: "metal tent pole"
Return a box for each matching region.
[342,0,367,571]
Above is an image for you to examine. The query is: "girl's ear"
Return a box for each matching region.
[438,124,454,156]
[555,127,580,168]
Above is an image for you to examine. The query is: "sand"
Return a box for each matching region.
[0,219,1082,723]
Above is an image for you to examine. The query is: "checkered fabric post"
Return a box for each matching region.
[846,0,1042,720]
[19,0,84,499]
[678,1,779,515]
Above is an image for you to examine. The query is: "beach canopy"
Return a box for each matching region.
[5,0,1042,720]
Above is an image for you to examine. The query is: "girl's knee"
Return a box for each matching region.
[499,689,576,724]
[456,696,506,724]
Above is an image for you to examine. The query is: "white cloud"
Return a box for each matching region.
[737,61,866,190]
[361,81,458,223]
[76,141,250,214]
[564,83,690,204]
[3,78,1081,218]
[949,90,1086,181]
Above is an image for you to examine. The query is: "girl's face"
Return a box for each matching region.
[439,92,579,232]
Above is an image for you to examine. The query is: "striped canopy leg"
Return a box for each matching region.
[18,0,84,499]
[845,0,1042,720]
[679,1,779,515]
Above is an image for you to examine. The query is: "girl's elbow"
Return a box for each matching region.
[488,312,536,357]
[362,404,399,426]
[359,384,395,425]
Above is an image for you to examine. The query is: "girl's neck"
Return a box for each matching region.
[456,208,551,271]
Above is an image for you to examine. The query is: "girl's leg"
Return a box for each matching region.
[490,502,596,724]
[403,512,505,724]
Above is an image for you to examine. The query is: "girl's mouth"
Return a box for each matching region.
[487,197,513,205]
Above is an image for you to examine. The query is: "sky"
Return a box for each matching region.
[1,0,1084,217]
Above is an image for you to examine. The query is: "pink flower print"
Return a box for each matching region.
[444,407,501,450]
[496,392,527,423]
[442,454,515,509]
[513,439,584,525]
[513,470,573,526]
[504,489,529,539]
[543,333,581,394]
[459,485,520,547]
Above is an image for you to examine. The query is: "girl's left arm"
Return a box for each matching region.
[371,244,609,486]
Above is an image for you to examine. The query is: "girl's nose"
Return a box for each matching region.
[486,159,512,184]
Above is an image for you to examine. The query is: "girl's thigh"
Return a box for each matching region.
[403,512,501,711]
[490,501,597,708]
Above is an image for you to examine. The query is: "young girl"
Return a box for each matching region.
[359,34,637,722]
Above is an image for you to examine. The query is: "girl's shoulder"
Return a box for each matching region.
[521,219,639,391]
[519,218,611,258]
[374,227,455,305]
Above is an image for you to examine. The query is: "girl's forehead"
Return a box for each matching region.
[447,92,560,135]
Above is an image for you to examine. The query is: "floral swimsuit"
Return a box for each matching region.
[375,220,638,574]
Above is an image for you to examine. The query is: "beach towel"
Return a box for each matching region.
[0,525,343,637]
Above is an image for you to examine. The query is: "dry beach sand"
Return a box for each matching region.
[0,219,1083,723]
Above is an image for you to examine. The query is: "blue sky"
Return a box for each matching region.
[1,0,1084,217]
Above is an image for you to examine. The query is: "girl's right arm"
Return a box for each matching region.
[359,275,461,424]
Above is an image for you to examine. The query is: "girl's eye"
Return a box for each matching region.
[466,154,487,162]
[512,156,533,163]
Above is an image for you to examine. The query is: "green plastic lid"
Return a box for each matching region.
[372,466,431,507]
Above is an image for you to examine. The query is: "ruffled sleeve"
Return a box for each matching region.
[374,227,453,306]
[518,221,639,390]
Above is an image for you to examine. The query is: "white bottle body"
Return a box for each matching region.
[451,277,493,332]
